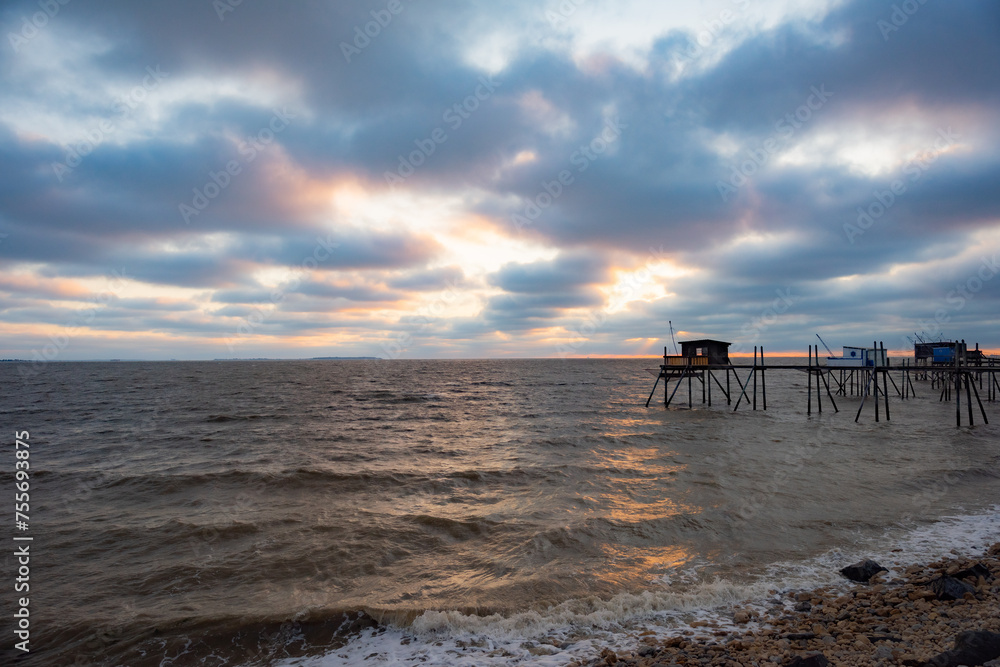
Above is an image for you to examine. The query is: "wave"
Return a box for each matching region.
[205,413,291,422]
[277,507,1000,667]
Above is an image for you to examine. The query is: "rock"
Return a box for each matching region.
[785,654,829,667]
[734,610,751,624]
[924,630,1000,667]
[953,563,992,581]
[929,576,977,601]
[840,559,887,583]
[600,647,618,664]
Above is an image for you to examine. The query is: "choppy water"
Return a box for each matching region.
[2,358,999,666]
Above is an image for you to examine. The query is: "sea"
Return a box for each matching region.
[2,358,999,666]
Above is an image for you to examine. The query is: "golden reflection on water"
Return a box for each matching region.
[597,543,696,587]
[589,446,691,520]
[583,441,703,587]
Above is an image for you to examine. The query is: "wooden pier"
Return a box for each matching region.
[645,338,999,427]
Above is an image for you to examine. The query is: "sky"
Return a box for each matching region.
[1,0,999,361]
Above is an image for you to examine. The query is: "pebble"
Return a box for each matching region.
[585,545,1000,667]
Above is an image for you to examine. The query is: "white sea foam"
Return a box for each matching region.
[278,506,1000,667]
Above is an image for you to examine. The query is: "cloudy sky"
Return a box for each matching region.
[2,0,998,360]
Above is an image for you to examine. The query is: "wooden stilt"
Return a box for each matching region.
[807,345,812,416]
[855,366,875,423]
[881,342,890,420]
[820,365,839,413]
[688,359,693,409]
[732,364,754,412]
[666,367,686,407]
[726,367,731,405]
[956,342,962,427]
[970,372,989,424]
[761,347,767,410]
[817,347,824,414]
[645,372,661,408]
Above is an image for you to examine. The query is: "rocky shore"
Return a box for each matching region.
[571,543,1000,667]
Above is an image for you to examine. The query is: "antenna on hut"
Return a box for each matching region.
[816,334,835,358]
[669,321,679,355]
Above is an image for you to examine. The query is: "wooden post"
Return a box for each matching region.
[726,367,731,405]
[873,342,880,422]
[667,367,686,407]
[761,346,767,410]
[807,344,812,415]
[902,359,907,400]
[645,372,661,408]
[707,369,712,406]
[732,363,754,412]
[855,360,875,423]
[964,342,974,426]
[816,346,823,414]
[977,343,982,391]
[881,342,890,420]
[820,363,839,413]
[752,346,757,411]
[956,341,961,427]
[970,370,989,424]
[688,358,693,409]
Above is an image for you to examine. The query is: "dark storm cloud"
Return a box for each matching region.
[489,252,610,294]
[2,0,999,356]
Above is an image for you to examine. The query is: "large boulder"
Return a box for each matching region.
[953,563,992,581]
[839,559,887,582]
[785,654,829,667]
[928,575,977,601]
[924,631,1000,667]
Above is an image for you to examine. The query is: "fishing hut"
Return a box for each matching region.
[927,340,998,426]
[646,338,770,411]
[822,344,895,401]
[915,341,986,367]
